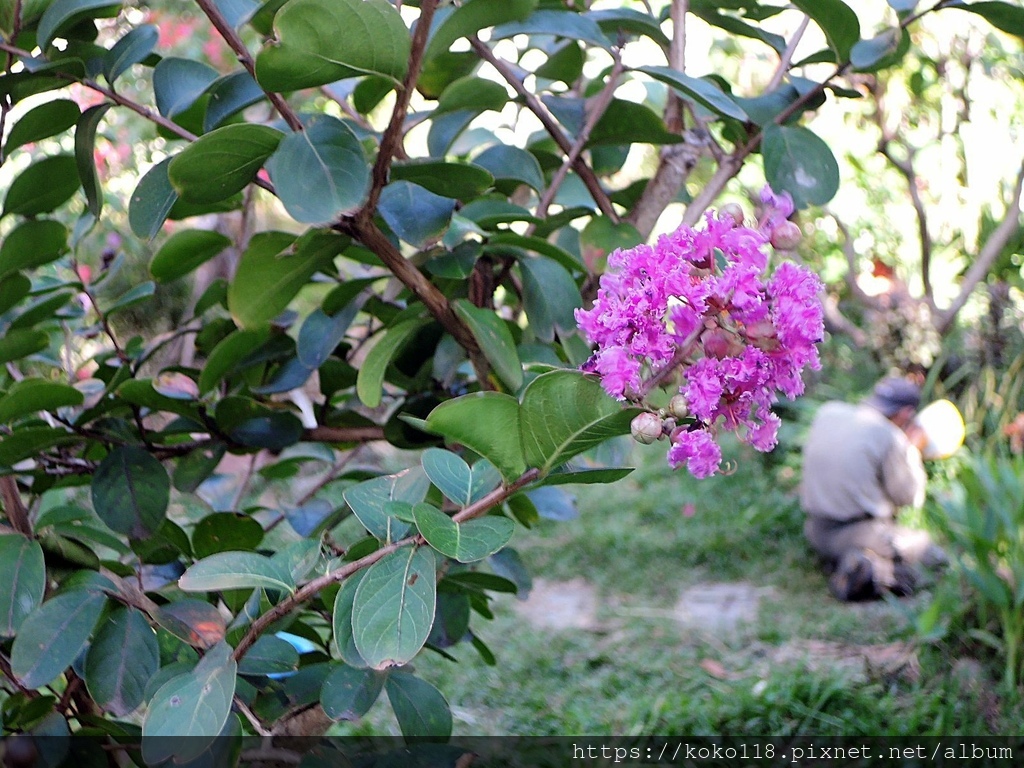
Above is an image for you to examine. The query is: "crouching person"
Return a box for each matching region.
[800,377,947,601]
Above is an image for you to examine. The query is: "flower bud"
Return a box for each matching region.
[720,202,745,227]
[631,412,663,444]
[770,220,802,251]
[668,394,689,420]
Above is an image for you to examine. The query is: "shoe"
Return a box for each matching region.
[829,550,876,602]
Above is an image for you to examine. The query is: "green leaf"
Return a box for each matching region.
[180,551,295,593]
[0,328,45,366]
[192,513,264,558]
[84,607,159,717]
[762,124,840,208]
[74,103,111,218]
[421,448,473,506]
[0,219,68,280]
[588,8,670,47]
[425,0,539,62]
[378,181,455,247]
[37,0,120,49]
[435,75,508,115]
[129,157,177,240]
[390,160,494,199]
[351,547,436,669]
[0,274,30,315]
[414,504,515,563]
[11,591,106,689]
[0,535,45,638]
[520,370,636,474]
[520,256,582,343]
[116,378,202,421]
[104,280,155,316]
[152,599,227,648]
[850,28,906,71]
[297,307,357,369]
[0,59,86,104]
[104,24,158,84]
[266,114,369,224]
[321,664,386,720]
[425,393,526,482]
[453,299,522,391]
[198,328,270,394]
[0,378,82,423]
[153,57,218,118]
[4,100,79,155]
[3,155,80,217]
[168,123,283,205]
[343,468,430,542]
[333,570,370,668]
[90,446,170,539]
[150,229,233,282]
[472,145,544,192]
[543,467,634,485]
[637,66,748,121]
[791,0,860,61]
[237,635,299,677]
[204,71,265,132]
[142,642,237,765]
[0,427,79,467]
[255,0,410,90]
[385,671,452,740]
[356,316,431,408]
[492,9,612,49]
[228,230,342,328]
[953,1,1024,41]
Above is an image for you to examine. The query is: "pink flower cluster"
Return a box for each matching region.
[575,187,824,477]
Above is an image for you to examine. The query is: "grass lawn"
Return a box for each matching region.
[332,437,1021,737]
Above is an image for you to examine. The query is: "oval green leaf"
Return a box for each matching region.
[237,634,299,677]
[390,160,494,200]
[342,468,429,542]
[351,546,436,670]
[321,664,386,721]
[0,329,48,365]
[0,219,68,280]
[84,607,160,717]
[453,299,523,391]
[0,378,83,423]
[378,181,455,247]
[425,392,526,482]
[413,503,515,563]
[152,57,219,118]
[150,229,232,282]
[104,24,158,84]
[636,66,748,122]
[3,155,80,217]
[75,103,111,217]
[385,671,453,740]
[129,157,178,240]
[421,448,473,506]
[791,0,860,61]
[37,0,120,49]
[4,100,80,155]
[90,446,170,539]
[762,123,841,209]
[168,123,283,205]
[11,590,107,689]
[192,513,265,558]
[0,535,45,638]
[179,551,295,593]
[356,316,430,408]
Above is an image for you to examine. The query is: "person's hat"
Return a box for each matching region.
[864,377,922,417]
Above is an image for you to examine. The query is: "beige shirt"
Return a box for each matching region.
[800,401,926,521]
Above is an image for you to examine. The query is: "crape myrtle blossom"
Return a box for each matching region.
[575,186,824,478]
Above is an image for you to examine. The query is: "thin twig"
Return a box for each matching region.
[470,36,618,220]
[235,697,273,737]
[0,476,31,536]
[232,467,541,661]
[194,0,303,132]
[766,14,810,92]
[318,85,374,132]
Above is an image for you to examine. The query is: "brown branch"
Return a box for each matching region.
[0,476,31,536]
[663,0,688,132]
[301,425,386,444]
[766,14,810,92]
[362,0,438,215]
[194,0,303,132]
[535,55,624,220]
[936,160,1024,333]
[829,212,876,307]
[877,140,934,304]
[470,36,618,220]
[232,467,541,661]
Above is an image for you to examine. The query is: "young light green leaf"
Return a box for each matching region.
[453,299,523,391]
[0,378,83,423]
[104,24,158,84]
[3,155,80,217]
[385,671,453,740]
[142,641,237,765]
[356,316,431,408]
[11,590,107,689]
[421,448,473,506]
[321,664,386,720]
[351,547,436,669]
[425,393,526,482]
[0,220,68,280]
[179,551,295,593]
[255,0,410,90]
[152,57,218,118]
[266,114,369,224]
[762,124,841,209]
[520,369,637,474]
[0,535,45,637]
[168,123,283,205]
[129,158,177,240]
[342,468,429,542]
[90,446,170,538]
[150,229,232,282]
[84,607,159,716]
[75,103,111,217]
[4,100,79,155]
